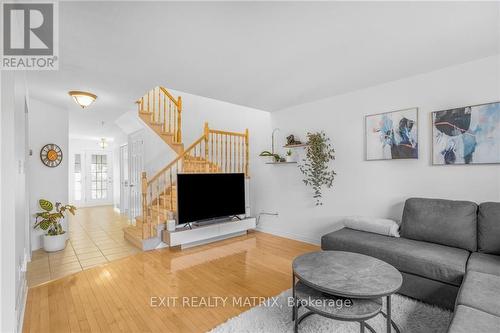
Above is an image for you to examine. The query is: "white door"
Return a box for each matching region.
[85,151,113,206]
[128,131,144,221]
[119,144,129,216]
[72,153,84,207]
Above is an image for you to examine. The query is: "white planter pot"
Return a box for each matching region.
[286,155,295,162]
[43,233,67,252]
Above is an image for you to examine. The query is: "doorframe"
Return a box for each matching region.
[84,150,114,207]
[119,143,129,216]
[69,149,114,208]
[127,130,144,222]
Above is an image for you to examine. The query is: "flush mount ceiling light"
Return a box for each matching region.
[68,90,97,109]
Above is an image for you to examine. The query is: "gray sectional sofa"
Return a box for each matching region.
[321,198,500,332]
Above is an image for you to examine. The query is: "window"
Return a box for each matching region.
[74,154,82,201]
[91,154,108,199]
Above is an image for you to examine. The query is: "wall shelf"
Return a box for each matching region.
[283,143,308,148]
[265,162,297,164]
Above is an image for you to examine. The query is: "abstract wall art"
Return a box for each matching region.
[432,102,500,165]
[365,108,418,160]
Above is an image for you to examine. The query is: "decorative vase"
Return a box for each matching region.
[43,233,67,252]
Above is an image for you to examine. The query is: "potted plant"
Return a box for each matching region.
[285,149,294,162]
[299,132,336,206]
[259,150,281,162]
[34,199,76,252]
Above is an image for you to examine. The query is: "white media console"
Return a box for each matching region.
[161,217,256,249]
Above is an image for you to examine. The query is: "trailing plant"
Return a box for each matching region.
[34,199,76,236]
[299,132,336,206]
[259,150,281,162]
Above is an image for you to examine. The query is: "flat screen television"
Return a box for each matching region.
[176,173,245,225]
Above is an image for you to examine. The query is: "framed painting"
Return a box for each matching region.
[432,101,500,165]
[365,107,418,160]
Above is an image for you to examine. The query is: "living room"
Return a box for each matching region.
[1,1,499,333]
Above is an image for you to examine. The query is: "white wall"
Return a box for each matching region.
[28,99,69,251]
[1,71,30,332]
[255,55,500,244]
[138,89,272,216]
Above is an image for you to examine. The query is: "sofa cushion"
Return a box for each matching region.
[478,202,500,255]
[456,271,500,317]
[467,252,500,276]
[447,305,500,333]
[400,198,477,251]
[321,228,469,286]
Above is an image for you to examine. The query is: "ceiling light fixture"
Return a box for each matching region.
[99,138,108,149]
[68,90,97,109]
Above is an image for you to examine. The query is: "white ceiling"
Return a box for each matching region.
[27,1,500,138]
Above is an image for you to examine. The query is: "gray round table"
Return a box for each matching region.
[292,251,403,333]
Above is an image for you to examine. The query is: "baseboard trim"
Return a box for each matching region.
[256,226,320,246]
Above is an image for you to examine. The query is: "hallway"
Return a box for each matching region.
[27,206,139,287]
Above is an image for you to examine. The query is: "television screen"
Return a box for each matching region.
[177,173,246,225]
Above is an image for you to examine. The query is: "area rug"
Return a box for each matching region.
[209,289,453,333]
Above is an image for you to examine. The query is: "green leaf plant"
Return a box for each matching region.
[259,150,281,162]
[298,132,336,206]
[33,199,77,236]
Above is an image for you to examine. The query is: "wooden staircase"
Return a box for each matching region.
[136,87,184,154]
[123,86,249,250]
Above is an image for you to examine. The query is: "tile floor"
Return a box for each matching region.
[27,205,139,287]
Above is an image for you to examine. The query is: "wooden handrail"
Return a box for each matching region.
[140,121,250,240]
[148,135,205,184]
[159,87,180,107]
[147,125,250,184]
[208,129,247,137]
[136,87,179,107]
[137,86,183,143]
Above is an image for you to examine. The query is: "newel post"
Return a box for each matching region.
[177,96,182,143]
[141,172,148,220]
[204,122,210,172]
[245,128,249,177]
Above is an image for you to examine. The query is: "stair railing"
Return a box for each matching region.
[137,86,182,143]
[141,122,249,238]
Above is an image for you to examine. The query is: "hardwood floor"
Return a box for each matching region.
[23,228,318,332]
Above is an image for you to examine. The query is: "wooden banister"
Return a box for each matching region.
[137,86,183,144]
[136,88,251,240]
[177,96,182,143]
[141,172,150,238]
[209,129,246,137]
[159,87,180,107]
[148,135,205,184]
[245,128,249,177]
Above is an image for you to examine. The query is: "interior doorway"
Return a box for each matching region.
[71,149,114,207]
[127,131,144,222]
[86,152,113,206]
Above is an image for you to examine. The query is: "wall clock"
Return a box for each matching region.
[40,144,63,167]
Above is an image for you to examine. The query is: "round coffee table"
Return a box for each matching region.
[292,251,403,333]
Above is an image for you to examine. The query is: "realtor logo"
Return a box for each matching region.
[1,2,58,70]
